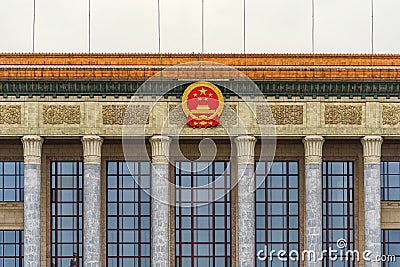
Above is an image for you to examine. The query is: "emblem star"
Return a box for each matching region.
[193,93,198,97]
[198,87,208,96]
[208,93,213,97]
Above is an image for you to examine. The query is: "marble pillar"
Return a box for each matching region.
[81,136,103,267]
[150,135,171,267]
[21,135,44,267]
[361,136,383,267]
[303,136,325,267]
[235,135,257,267]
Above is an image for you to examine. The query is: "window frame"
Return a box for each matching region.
[105,161,152,267]
[174,161,232,267]
[0,161,24,202]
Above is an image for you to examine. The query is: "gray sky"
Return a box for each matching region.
[0,0,399,54]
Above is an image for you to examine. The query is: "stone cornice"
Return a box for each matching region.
[81,136,103,164]
[302,136,325,165]
[21,136,44,165]
[361,136,383,165]
[150,135,171,165]
[235,135,257,165]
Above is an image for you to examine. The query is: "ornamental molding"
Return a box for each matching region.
[302,136,325,165]
[382,105,400,126]
[361,136,383,165]
[257,105,303,125]
[235,135,257,165]
[43,105,80,125]
[324,105,362,125]
[0,105,21,124]
[81,136,103,164]
[149,135,171,164]
[21,136,44,165]
[102,105,149,125]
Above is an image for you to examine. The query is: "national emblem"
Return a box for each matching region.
[182,81,224,128]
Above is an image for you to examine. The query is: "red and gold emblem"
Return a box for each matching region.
[182,81,224,128]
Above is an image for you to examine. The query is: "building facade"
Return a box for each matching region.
[0,54,399,267]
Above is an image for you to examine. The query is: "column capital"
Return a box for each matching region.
[81,136,103,164]
[235,135,257,165]
[21,136,44,164]
[150,135,171,164]
[361,136,383,165]
[302,136,325,165]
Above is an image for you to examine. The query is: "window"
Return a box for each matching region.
[0,230,23,267]
[255,161,300,267]
[381,230,400,267]
[381,162,400,201]
[51,162,83,267]
[106,161,151,267]
[322,162,354,267]
[0,162,24,201]
[175,161,231,267]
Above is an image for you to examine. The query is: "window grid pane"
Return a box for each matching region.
[255,161,300,267]
[322,161,354,267]
[0,162,24,202]
[51,161,83,267]
[106,161,151,267]
[381,230,400,267]
[0,230,23,267]
[381,162,400,201]
[175,161,231,267]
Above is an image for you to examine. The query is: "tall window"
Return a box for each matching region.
[322,162,354,267]
[381,162,400,201]
[0,230,23,267]
[51,162,83,267]
[175,161,231,267]
[381,230,400,267]
[0,162,24,201]
[255,161,299,266]
[106,161,151,267]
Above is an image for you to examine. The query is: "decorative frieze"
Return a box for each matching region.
[43,105,80,124]
[0,105,21,124]
[324,105,362,125]
[220,104,238,126]
[257,105,303,125]
[102,105,149,125]
[382,105,400,125]
[168,104,186,126]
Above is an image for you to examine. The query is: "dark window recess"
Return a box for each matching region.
[106,161,151,267]
[51,162,83,267]
[255,161,300,267]
[175,161,231,267]
[322,162,354,267]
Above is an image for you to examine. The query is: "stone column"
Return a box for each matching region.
[150,135,171,267]
[235,135,257,267]
[361,136,383,267]
[81,136,103,267]
[21,136,44,267]
[303,136,325,267]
